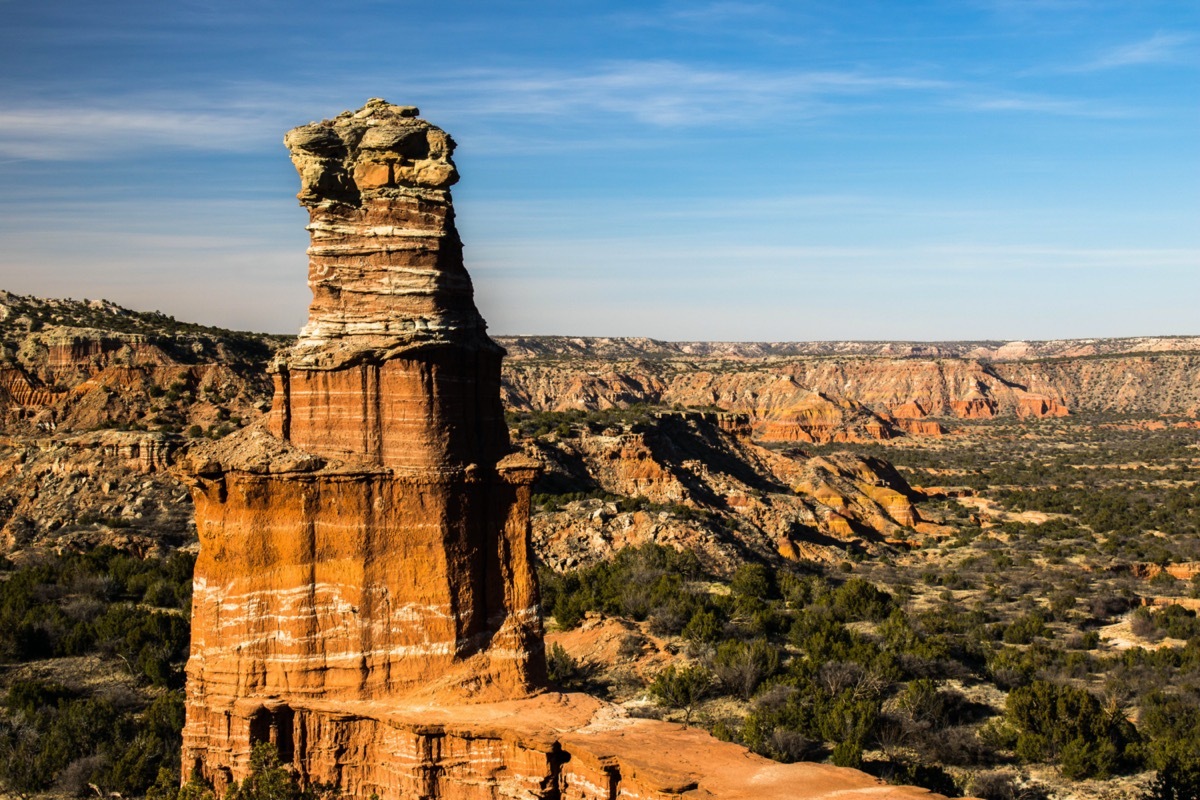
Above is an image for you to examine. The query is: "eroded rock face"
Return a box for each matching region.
[270,99,504,467]
[183,100,546,786]
[281,99,473,361]
[499,355,1089,434]
[522,412,924,572]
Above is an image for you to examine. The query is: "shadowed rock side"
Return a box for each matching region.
[524,411,930,572]
[181,100,951,800]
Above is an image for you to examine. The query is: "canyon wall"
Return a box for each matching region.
[501,353,1200,442]
[497,334,1200,362]
[524,411,927,572]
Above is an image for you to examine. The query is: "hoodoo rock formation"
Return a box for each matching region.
[181,101,949,800]
[182,98,544,762]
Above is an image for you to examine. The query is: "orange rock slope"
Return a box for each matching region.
[181,100,949,800]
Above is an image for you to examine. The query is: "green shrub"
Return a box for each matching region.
[1139,692,1200,800]
[731,563,775,600]
[682,608,722,644]
[1004,680,1139,779]
[1151,605,1200,640]
[539,544,707,631]
[546,643,595,690]
[225,742,331,800]
[1003,612,1049,645]
[829,578,895,622]
[650,664,712,723]
[710,638,781,700]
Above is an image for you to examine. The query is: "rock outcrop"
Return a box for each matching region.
[0,292,278,434]
[499,345,1200,430]
[0,431,192,557]
[180,101,948,800]
[497,334,1200,362]
[522,412,924,572]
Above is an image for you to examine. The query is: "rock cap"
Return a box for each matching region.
[285,99,458,207]
[278,100,492,370]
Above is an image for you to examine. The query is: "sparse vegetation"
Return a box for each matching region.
[0,292,284,364]
[0,549,193,797]
[537,399,1200,799]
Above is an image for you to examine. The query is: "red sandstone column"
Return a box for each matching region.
[182,100,545,790]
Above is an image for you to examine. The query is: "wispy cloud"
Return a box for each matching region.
[0,50,1155,163]
[384,60,1154,132]
[0,62,948,160]
[430,60,950,127]
[0,104,281,160]
[473,238,1200,276]
[1072,32,1193,71]
[0,79,359,161]
[956,92,1132,117]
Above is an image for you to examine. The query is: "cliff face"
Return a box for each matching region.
[269,103,505,468]
[998,355,1200,416]
[0,292,279,436]
[0,295,281,558]
[497,334,1200,361]
[180,101,946,800]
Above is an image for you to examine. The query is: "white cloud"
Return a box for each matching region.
[0,81,359,161]
[428,61,950,127]
[0,104,280,160]
[0,52,1146,163]
[1076,32,1193,71]
[956,92,1131,117]
[1,60,926,160]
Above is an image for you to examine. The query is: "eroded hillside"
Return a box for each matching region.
[0,291,282,555]
[3,295,1199,569]
[499,341,1200,444]
[515,408,929,572]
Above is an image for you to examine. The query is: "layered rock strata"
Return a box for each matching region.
[181,100,948,800]
[501,357,1079,432]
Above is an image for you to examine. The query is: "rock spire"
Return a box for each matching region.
[282,98,482,365]
[269,99,506,468]
[182,100,544,786]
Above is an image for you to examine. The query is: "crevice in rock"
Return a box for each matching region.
[541,742,570,800]
[416,732,444,800]
[604,764,621,800]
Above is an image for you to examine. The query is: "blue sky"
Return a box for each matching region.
[0,1,1196,340]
